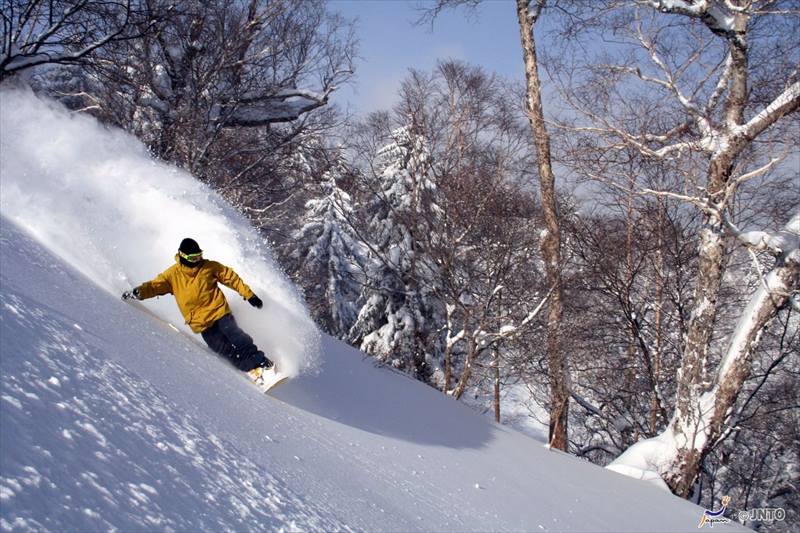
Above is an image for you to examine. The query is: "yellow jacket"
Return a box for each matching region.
[138,255,255,333]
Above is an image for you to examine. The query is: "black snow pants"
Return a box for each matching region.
[200,314,270,372]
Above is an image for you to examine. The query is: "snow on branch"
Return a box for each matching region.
[562,78,798,163]
[215,88,332,127]
[553,112,702,160]
[444,303,467,350]
[492,285,554,340]
[734,81,800,143]
[726,211,800,257]
[706,52,733,113]
[644,0,738,35]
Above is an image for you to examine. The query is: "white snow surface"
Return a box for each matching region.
[0,89,749,531]
[0,88,318,377]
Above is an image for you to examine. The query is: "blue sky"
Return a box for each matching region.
[328,0,525,115]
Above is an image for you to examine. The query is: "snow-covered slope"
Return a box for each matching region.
[0,219,747,532]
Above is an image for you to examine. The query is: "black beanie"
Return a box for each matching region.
[179,238,202,254]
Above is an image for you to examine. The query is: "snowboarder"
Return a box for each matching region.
[122,238,273,383]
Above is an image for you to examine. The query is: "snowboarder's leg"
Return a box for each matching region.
[214,314,272,372]
[200,320,237,360]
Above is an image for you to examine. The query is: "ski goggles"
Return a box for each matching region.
[179,251,203,263]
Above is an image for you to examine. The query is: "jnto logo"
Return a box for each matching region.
[698,495,731,528]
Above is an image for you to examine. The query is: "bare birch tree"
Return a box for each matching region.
[422,0,570,452]
[551,0,799,496]
[513,0,570,453]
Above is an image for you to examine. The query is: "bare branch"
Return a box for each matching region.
[735,81,800,143]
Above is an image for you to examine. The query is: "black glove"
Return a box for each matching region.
[248,295,263,309]
[122,287,141,301]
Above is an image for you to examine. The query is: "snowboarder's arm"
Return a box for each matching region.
[137,271,173,299]
[212,262,255,301]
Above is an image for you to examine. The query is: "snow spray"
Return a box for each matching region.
[0,88,320,376]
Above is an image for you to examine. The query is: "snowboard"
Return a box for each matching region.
[253,367,289,393]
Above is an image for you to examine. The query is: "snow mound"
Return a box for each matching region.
[606,463,671,492]
[0,88,319,376]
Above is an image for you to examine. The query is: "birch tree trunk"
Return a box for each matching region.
[665,227,799,496]
[493,347,501,423]
[650,198,666,434]
[625,178,638,443]
[516,0,569,451]
[453,335,478,400]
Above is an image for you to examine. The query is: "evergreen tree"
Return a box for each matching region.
[349,125,443,380]
[291,161,367,338]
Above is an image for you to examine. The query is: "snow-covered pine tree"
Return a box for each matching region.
[290,161,367,338]
[349,124,444,380]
